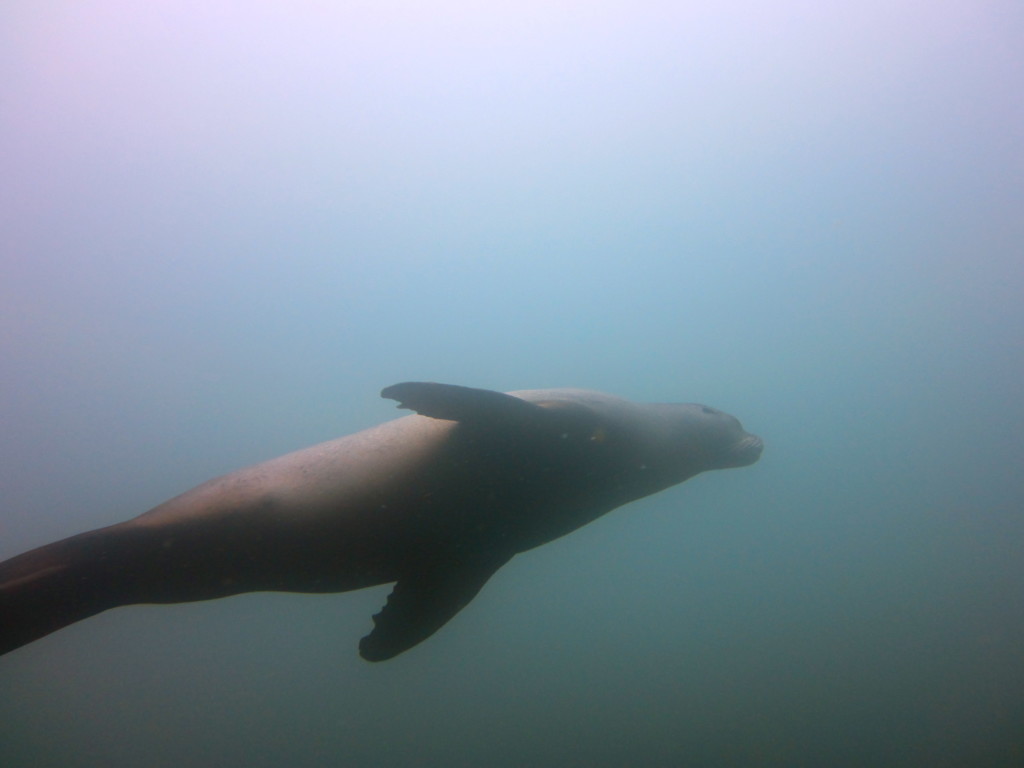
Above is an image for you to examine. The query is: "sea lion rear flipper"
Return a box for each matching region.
[359,553,513,661]
[381,382,542,423]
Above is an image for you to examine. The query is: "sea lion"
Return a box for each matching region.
[0,382,762,660]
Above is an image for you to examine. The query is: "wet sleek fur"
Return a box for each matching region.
[0,382,762,661]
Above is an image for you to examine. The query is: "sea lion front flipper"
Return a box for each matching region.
[381,382,543,424]
[359,552,513,662]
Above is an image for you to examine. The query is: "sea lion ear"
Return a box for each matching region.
[381,382,543,424]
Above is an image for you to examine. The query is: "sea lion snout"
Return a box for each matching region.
[731,433,764,467]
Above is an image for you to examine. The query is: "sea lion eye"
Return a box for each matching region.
[701,406,717,415]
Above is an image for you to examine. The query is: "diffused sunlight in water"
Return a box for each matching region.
[1,2,1022,766]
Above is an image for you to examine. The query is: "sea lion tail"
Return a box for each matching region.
[0,533,116,657]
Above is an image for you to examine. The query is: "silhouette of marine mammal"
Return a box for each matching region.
[0,382,762,660]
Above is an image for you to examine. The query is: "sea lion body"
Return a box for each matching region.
[0,383,762,660]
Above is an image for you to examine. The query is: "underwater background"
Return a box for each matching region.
[1,2,1022,766]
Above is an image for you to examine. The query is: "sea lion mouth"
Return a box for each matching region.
[730,434,764,466]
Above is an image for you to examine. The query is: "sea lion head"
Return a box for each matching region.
[647,402,763,476]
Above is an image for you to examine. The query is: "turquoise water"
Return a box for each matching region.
[2,3,1022,766]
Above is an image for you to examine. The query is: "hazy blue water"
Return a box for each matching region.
[2,3,1022,766]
